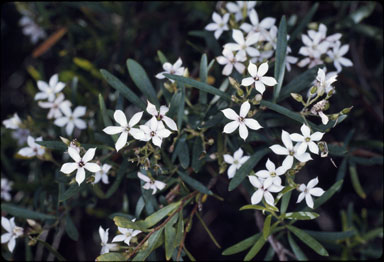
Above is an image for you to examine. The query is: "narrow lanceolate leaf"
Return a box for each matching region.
[349,162,367,199]
[229,148,269,191]
[287,232,308,261]
[336,157,349,182]
[279,185,295,214]
[65,215,79,241]
[98,94,118,142]
[304,229,356,242]
[239,204,279,213]
[177,171,213,195]
[132,228,164,261]
[263,215,272,240]
[59,182,87,202]
[244,234,267,261]
[1,203,56,221]
[278,65,321,102]
[273,16,287,103]
[105,160,129,198]
[35,141,67,151]
[284,212,319,220]
[126,59,159,107]
[288,3,319,44]
[196,212,221,248]
[199,53,208,104]
[172,135,190,168]
[96,253,126,261]
[113,216,149,232]
[165,74,231,101]
[222,233,261,256]
[157,50,168,64]
[164,214,178,260]
[286,225,329,256]
[100,69,146,110]
[174,209,184,248]
[177,82,185,129]
[143,201,181,228]
[191,137,204,172]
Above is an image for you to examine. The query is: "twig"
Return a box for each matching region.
[177,203,199,260]
[35,228,49,260]
[47,221,66,261]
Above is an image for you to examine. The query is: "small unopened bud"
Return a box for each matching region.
[26,219,37,227]
[327,89,335,97]
[209,153,216,160]
[207,138,214,145]
[183,68,189,78]
[324,56,333,63]
[290,93,303,102]
[323,101,330,111]
[341,106,353,114]
[229,77,241,89]
[60,136,70,146]
[329,113,339,121]
[310,86,317,94]
[164,82,174,93]
[308,22,318,30]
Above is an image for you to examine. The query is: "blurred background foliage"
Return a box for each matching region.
[1,1,383,260]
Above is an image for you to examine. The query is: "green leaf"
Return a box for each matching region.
[196,212,221,248]
[288,3,319,44]
[127,59,159,107]
[278,65,321,102]
[239,204,279,213]
[199,53,208,104]
[113,216,149,232]
[105,160,129,198]
[164,74,231,101]
[228,148,269,191]
[100,69,146,110]
[279,185,295,214]
[177,171,213,195]
[287,232,308,261]
[349,162,366,199]
[191,137,204,172]
[350,156,384,166]
[1,203,56,221]
[273,16,287,103]
[132,228,164,261]
[172,135,190,169]
[286,225,329,256]
[177,82,186,129]
[98,94,118,143]
[157,50,168,64]
[174,209,184,248]
[35,141,67,151]
[59,182,87,202]
[284,212,319,220]
[168,89,183,119]
[164,215,178,260]
[304,229,356,242]
[263,215,272,240]
[65,215,79,241]
[96,252,126,261]
[328,144,348,156]
[244,234,267,261]
[222,233,261,256]
[336,157,349,182]
[348,2,375,24]
[210,78,229,105]
[143,201,181,228]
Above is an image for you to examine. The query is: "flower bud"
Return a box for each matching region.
[290,93,303,102]
[60,136,70,146]
[310,86,317,94]
[341,106,353,114]
[207,138,214,145]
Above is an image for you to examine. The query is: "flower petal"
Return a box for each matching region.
[244,118,262,130]
[227,164,237,179]
[290,133,304,142]
[261,76,277,86]
[247,62,258,77]
[240,101,250,118]
[257,62,269,77]
[264,191,275,206]
[73,106,86,118]
[74,119,87,130]
[249,176,262,188]
[84,163,101,173]
[223,154,234,164]
[221,108,239,120]
[281,130,293,150]
[282,155,294,170]
[251,189,263,205]
[76,168,86,185]
[296,142,308,155]
[232,29,245,44]
[82,148,96,163]
[300,124,311,137]
[103,126,123,135]
[129,128,145,140]
[294,152,312,163]
[8,236,16,252]
[68,147,81,162]
[112,234,126,243]
[115,132,128,152]
[1,217,11,233]
[296,192,305,203]
[65,122,75,136]
[129,111,143,127]
[311,132,324,141]
[60,162,78,174]
[269,145,289,155]
[162,116,177,131]
[307,177,319,189]
[255,170,270,178]
[152,135,163,147]
[309,187,325,197]
[265,159,275,172]
[241,77,255,86]
[308,141,319,154]
[1,233,12,244]
[114,110,128,127]
[305,194,314,208]
[255,81,266,94]
[239,123,249,141]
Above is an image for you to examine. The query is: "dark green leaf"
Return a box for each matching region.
[174,209,184,248]
[228,148,269,191]
[113,216,149,232]
[240,204,279,213]
[199,53,208,104]
[157,50,168,64]
[349,162,366,199]
[1,203,56,221]
[191,137,204,172]
[96,252,126,261]
[164,214,178,260]
[59,182,87,202]
[287,232,308,261]
[132,228,164,261]
[177,171,213,195]
[65,215,79,241]
[143,201,181,228]
[336,157,348,182]
[35,141,67,151]
[328,144,348,156]
[244,234,267,261]
[127,59,159,107]
[165,74,231,101]
[105,160,129,198]
[222,233,261,256]
[284,212,319,220]
[172,135,190,169]
[273,16,287,102]
[196,212,221,248]
[286,225,329,256]
[100,69,146,110]
[288,3,319,44]
[350,156,384,166]
[304,229,356,242]
[263,215,272,240]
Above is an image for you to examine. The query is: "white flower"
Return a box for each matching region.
[112,223,142,246]
[99,226,118,255]
[1,217,23,253]
[54,106,87,136]
[226,1,257,21]
[34,74,66,102]
[137,172,166,195]
[270,130,312,169]
[255,159,286,186]
[221,100,262,141]
[224,29,260,58]
[103,110,145,152]
[240,9,275,41]
[285,55,298,72]
[308,68,337,98]
[217,48,246,76]
[205,12,230,39]
[156,58,185,83]
[146,100,177,131]
[1,178,13,201]
[289,124,324,155]
[2,113,22,129]
[310,100,330,125]
[93,164,112,185]
[241,62,277,94]
[60,147,101,185]
[297,177,325,208]
[140,117,172,148]
[19,16,46,44]
[248,176,284,206]
[327,41,353,72]
[38,93,72,119]
[223,148,250,179]
[11,128,30,146]
[17,136,46,158]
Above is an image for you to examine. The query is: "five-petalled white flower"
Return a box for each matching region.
[140,117,172,148]
[289,124,324,155]
[223,148,250,179]
[146,100,177,131]
[296,177,325,208]
[248,176,284,206]
[205,12,230,39]
[38,93,72,119]
[2,113,22,129]
[224,29,260,58]
[1,178,13,201]
[93,164,112,185]
[255,159,287,186]
[137,172,166,195]
[270,130,312,169]
[241,62,277,94]
[1,217,23,253]
[99,226,118,255]
[156,58,185,83]
[54,106,87,136]
[103,110,144,152]
[327,41,353,72]
[17,136,46,158]
[216,48,246,76]
[34,74,66,102]
[112,222,142,246]
[226,1,257,21]
[60,147,101,185]
[221,100,262,141]
[240,9,275,41]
